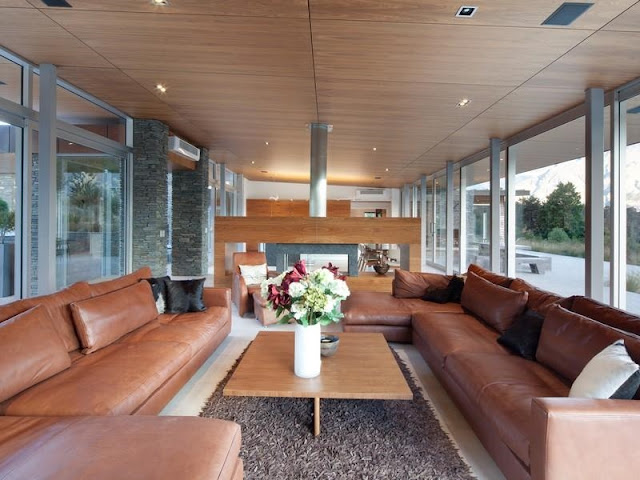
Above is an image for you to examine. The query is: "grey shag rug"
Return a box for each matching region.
[200,347,475,480]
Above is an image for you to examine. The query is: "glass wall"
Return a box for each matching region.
[624,94,640,313]
[462,158,490,271]
[0,122,20,298]
[424,178,434,265]
[56,141,125,288]
[434,173,447,267]
[0,56,21,104]
[453,168,461,273]
[513,117,586,297]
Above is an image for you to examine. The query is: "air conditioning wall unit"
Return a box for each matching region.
[168,135,201,162]
[354,188,392,202]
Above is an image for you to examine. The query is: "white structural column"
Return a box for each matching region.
[585,88,605,301]
[459,167,467,272]
[420,175,427,270]
[309,123,330,217]
[412,184,418,218]
[446,162,454,274]
[506,146,517,277]
[219,163,227,216]
[37,64,57,295]
[489,138,502,272]
[610,92,627,308]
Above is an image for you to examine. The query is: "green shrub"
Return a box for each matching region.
[628,272,640,294]
[547,227,570,243]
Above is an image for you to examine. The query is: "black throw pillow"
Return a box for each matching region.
[165,278,207,313]
[143,276,170,314]
[421,275,465,304]
[497,309,545,360]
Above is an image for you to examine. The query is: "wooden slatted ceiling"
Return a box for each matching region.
[1,1,640,187]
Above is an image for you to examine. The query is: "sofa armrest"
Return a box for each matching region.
[531,397,640,480]
[203,287,231,309]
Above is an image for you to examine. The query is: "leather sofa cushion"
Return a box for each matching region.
[467,263,513,287]
[536,304,640,384]
[88,266,152,297]
[342,292,412,326]
[461,271,528,333]
[392,269,450,298]
[400,298,465,314]
[0,306,71,403]
[412,312,506,367]
[71,281,158,354]
[569,296,640,335]
[0,281,92,352]
[0,415,242,480]
[2,341,191,416]
[508,278,563,315]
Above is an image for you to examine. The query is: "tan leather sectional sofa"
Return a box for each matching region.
[342,264,640,480]
[0,267,242,479]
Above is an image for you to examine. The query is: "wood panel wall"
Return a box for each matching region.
[246,199,351,217]
[214,216,421,287]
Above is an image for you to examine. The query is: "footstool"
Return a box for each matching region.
[252,291,279,326]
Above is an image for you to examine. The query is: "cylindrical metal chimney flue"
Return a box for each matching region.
[309,123,330,217]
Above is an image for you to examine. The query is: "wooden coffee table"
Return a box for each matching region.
[223,331,413,435]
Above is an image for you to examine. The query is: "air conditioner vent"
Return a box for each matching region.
[168,135,200,162]
[354,188,391,201]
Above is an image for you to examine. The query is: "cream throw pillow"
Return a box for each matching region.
[240,263,267,285]
[569,340,640,399]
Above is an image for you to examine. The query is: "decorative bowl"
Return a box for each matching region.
[320,335,340,357]
[373,263,390,275]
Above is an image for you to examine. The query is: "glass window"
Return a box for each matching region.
[513,117,586,297]
[453,169,461,273]
[0,56,21,104]
[434,173,447,267]
[462,158,490,271]
[624,94,640,314]
[56,140,126,288]
[424,178,434,265]
[0,122,20,299]
[33,75,127,144]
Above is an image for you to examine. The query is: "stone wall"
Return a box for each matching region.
[171,148,209,276]
[132,119,169,276]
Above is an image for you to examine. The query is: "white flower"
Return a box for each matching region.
[288,281,306,298]
[312,268,334,286]
[323,296,337,313]
[328,279,350,299]
[291,302,307,320]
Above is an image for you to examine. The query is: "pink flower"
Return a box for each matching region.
[323,262,345,281]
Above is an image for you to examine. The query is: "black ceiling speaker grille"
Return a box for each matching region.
[40,0,72,7]
[542,3,593,26]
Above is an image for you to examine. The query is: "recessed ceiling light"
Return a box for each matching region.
[456,6,477,17]
[457,98,471,107]
[68,142,74,145]
[151,0,170,6]
[251,161,255,165]
[385,168,389,172]
[156,84,167,93]
[372,147,377,151]
[207,185,212,190]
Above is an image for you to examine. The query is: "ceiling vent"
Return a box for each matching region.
[627,105,640,115]
[168,135,200,162]
[542,3,593,26]
[40,0,72,7]
[355,188,391,201]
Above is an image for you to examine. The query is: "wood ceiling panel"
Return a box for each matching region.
[27,0,308,17]
[0,8,111,67]
[310,0,636,30]
[528,31,640,90]
[603,2,640,32]
[0,0,32,6]
[45,11,314,77]
[312,21,591,86]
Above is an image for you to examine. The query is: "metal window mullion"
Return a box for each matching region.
[585,88,605,301]
[420,175,427,270]
[431,178,437,263]
[459,167,467,272]
[611,94,627,309]
[489,138,501,272]
[506,146,516,277]
[56,121,130,156]
[446,161,454,274]
[37,64,57,295]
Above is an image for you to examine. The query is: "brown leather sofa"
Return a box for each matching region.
[342,264,640,480]
[0,267,242,479]
[231,251,268,317]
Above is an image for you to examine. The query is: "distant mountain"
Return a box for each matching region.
[473,143,640,208]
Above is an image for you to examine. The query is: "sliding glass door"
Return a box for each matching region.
[0,121,21,300]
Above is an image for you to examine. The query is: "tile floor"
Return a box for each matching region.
[160,307,506,480]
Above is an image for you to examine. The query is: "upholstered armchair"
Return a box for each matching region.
[231,251,270,317]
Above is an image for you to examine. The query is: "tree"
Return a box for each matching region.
[517,196,543,237]
[0,199,15,244]
[540,182,584,239]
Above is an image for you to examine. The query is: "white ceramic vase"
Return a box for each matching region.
[294,322,321,378]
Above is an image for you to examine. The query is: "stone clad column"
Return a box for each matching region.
[132,119,169,276]
[171,148,209,276]
[309,123,331,217]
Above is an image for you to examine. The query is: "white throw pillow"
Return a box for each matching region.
[239,263,267,286]
[569,340,640,399]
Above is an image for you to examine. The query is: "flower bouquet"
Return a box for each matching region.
[261,260,350,378]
